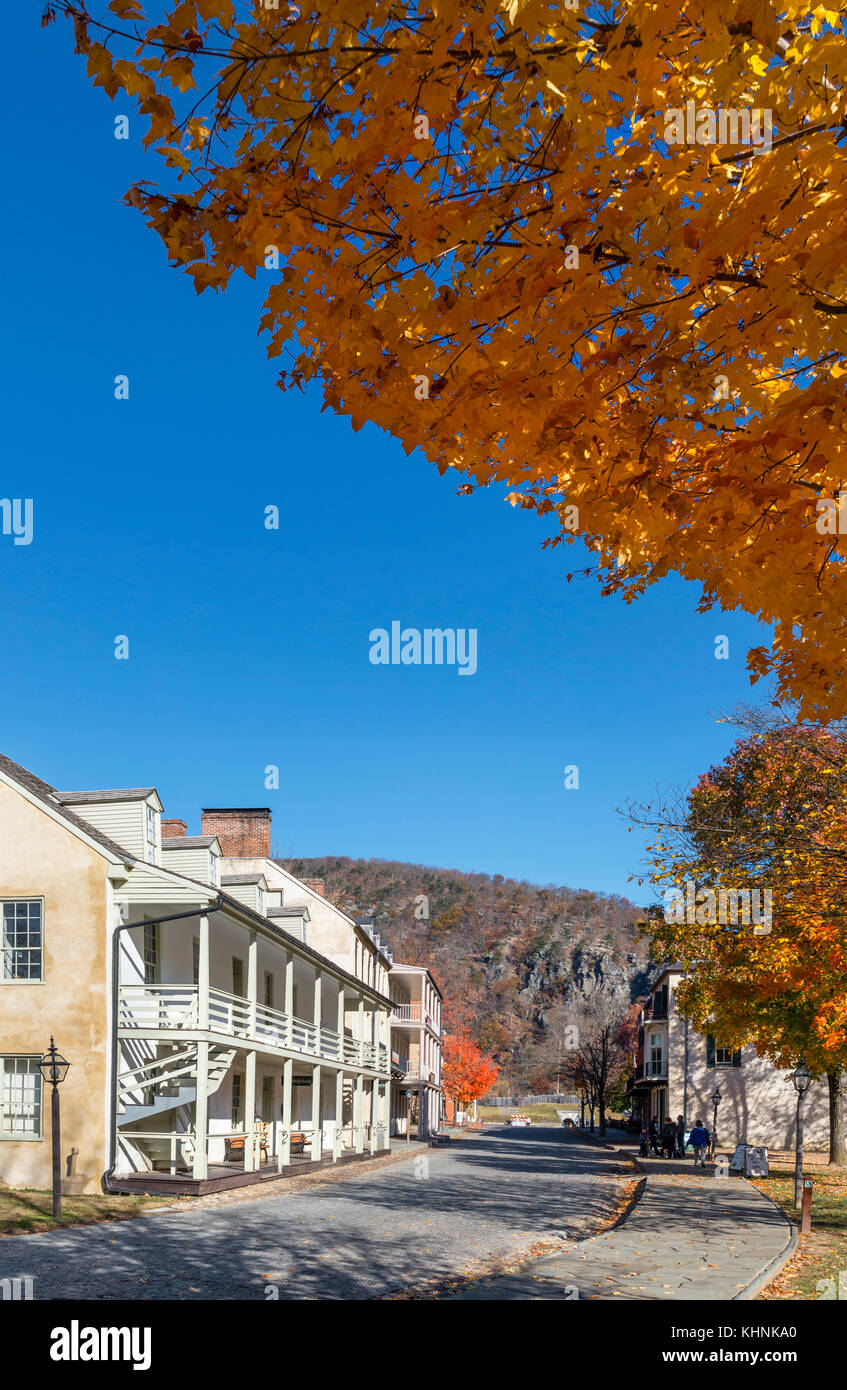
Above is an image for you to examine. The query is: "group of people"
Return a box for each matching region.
[645,1115,712,1165]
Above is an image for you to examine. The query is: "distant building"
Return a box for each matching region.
[388,963,443,1137]
[627,965,829,1149]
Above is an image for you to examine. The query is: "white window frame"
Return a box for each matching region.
[143,921,159,986]
[1,899,44,984]
[208,853,218,886]
[0,1056,43,1140]
[145,804,159,864]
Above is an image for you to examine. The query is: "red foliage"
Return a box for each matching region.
[441,1027,500,1109]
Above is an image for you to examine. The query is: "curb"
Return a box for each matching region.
[733,1181,799,1301]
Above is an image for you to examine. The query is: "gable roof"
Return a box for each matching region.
[162,837,219,850]
[0,754,136,864]
[59,787,158,804]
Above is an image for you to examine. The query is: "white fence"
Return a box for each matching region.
[482,1093,580,1106]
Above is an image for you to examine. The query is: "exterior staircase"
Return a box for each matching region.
[117,1043,236,1172]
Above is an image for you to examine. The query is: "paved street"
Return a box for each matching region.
[0,1128,632,1301]
[444,1150,794,1300]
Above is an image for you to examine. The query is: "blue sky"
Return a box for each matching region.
[0,9,770,902]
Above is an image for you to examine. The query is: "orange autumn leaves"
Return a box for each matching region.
[442,1027,500,1111]
[647,724,847,1072]
[56,0,847,715]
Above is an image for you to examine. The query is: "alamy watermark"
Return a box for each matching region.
[369,622,477,675]
[664,881,772,934]
[662,102,774,153]
[0,498,33,546]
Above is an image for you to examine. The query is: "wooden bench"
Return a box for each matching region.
[224,1123,270,1164]
[223,1130,312,1162]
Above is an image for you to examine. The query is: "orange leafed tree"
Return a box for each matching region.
[51,0,847,715]
[636,713,847,1161]
[442,1027,500,1114]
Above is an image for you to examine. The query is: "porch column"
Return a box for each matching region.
[193,914,211,1179]
[192,1040,209,1179]
[355,1072,364,1153]
[284,950,294,1047]
[358,996,365,1066]
[369,1079,377,1154]
[279,1057,293,1170]
[313,969,322,1045]
[418,1082,425,1138]
[334,1068,344,1160]
[244,930,258,1171]
[337,980,345,1064]
[310,1064,322,1160]
[197,914,210,1029]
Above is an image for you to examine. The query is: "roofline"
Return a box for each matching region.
[116,855,390,1006]
[390,962,443,999]
[213,891,391,1007]
[0,758,136,870]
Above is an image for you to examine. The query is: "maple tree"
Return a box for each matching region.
[441,1025,500,1113]
[634,713,847,1161]
[48,0,847,717]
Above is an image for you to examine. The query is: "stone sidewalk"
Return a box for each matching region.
[442,1159,795,1300]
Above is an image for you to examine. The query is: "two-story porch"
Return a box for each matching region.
[627,985,670,1128]
[111,880,392,1194]
[388,963,443,1138]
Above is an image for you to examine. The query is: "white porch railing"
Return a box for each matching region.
[119,984,389,1073]
[391,1003,439,1033]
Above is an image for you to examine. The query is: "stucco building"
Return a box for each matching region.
[0,754,396,1195]
[628,964,830,1151]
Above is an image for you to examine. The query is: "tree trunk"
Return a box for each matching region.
[827,1070,847,1165]
[598,1095,606,1137]
[589,1101,595,1133]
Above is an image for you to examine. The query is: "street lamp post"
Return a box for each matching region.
[404,1087,415,1143]
[38,1038,71,1218]
[791,1056,813,1209]
[711,1087,722,1159]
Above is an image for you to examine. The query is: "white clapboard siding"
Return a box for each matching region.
[65,798,149,859]
[161,847,216,886]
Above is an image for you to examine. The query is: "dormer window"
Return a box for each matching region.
[209,854,218,887]
[145,805,159,864]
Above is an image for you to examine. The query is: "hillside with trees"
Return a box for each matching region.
[282,856,655,1094]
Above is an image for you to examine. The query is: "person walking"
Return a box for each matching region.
[661,1117,677,1158]
[648,1117,660,1156]
[676,1113,686,1158]
[688,1119,711,1167]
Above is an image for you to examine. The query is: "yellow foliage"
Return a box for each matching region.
[52,0,847,716]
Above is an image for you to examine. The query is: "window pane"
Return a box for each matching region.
[1,902,43,981]
[1,1057,43,1137]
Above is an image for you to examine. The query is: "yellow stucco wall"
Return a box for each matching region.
[0,778,111,1194]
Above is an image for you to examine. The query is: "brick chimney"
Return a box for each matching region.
[303,878,326,898]
[161,819,188,839]
[200,808,271,858]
